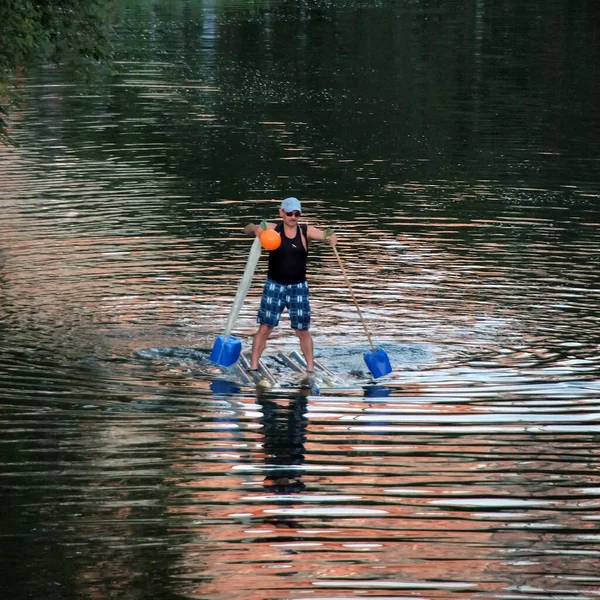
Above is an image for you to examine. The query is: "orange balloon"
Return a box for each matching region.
[260,229,281,251]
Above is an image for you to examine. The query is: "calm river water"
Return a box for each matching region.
[1,1,599,598]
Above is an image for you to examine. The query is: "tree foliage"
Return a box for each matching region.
[0,0,114,144]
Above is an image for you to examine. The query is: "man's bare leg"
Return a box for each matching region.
[250,324,273,369]
[295,329,314,372]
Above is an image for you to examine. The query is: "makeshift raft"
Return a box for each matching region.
[227,350,342,387]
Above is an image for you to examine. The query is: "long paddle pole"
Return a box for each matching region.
[223,237,262,337]
[332,245,376,352]
[210,225,266,367]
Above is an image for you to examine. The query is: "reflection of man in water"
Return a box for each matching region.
[257,390,309,495]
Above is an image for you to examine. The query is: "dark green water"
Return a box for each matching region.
[1,1,599,598]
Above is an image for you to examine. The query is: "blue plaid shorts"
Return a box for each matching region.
[257,278,311,330]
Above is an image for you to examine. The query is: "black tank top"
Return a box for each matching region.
[267,223,308,285]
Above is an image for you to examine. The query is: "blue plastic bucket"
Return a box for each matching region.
[210,335,242,367]
[364,347,392,379]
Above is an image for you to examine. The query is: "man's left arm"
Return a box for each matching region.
[307,225,337,246]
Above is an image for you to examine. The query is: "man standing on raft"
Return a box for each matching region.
[244,197,337,375]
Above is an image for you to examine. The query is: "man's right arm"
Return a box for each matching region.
[244,223,262,236]
[244,221,275,236]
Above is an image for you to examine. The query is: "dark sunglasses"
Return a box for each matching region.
[285,210,301,217]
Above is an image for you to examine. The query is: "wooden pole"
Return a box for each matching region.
[332,245,376,352]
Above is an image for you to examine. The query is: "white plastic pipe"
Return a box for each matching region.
[223,237,262,337]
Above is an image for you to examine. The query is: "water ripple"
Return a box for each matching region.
[2,1,600,598]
